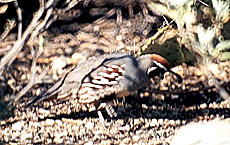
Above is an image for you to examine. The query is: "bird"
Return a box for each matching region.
[26,53,182,117]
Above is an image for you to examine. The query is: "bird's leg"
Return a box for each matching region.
[98,102,117,118]
[95,102,117,127]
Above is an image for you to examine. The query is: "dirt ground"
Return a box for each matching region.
[0,0,230,144]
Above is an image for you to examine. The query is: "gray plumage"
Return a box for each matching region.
[27,53,175,107]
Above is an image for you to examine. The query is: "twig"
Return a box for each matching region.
[0,19,16,41]
[137,25,172,56]
[44,14,57,30]
[28,1,54,44]
[196,0,209,7]
[14,0,22,40]
[0,0,54,75]
[11,35,45,104]
[0,45,11,54]
[63,0,81,12]
[162,14,170,26]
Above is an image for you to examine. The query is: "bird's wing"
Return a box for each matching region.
[26,53,129,107]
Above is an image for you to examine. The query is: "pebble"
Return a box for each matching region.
[209,63,220,77]
[158,119,164,125]
[168,120,175,126]
[194,69,203,76]
[52,56,67,70]
[7,79,14,86]
[45,119,54,126]
[132,135,140,142]
[54,136,64,144]
[86,121,94,130]
[21,131,32,142]
[200,103,207,109]
[12,121,23,131]
[70,52,87,65]
[175,120,181,125]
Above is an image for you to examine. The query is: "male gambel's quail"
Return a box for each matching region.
[27,53,182,116]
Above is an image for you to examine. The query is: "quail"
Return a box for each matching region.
[27,53,182,117]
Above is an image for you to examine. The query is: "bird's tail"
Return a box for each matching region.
[26,95,45,108]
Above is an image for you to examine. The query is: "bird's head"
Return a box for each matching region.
[139,54,183,83]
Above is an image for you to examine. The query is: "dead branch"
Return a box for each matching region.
[28,2,54,45]
[0,19,16,41]
[14,0,22,40]
[63,0,82,12]
[0,0,55,75]
[10,35,45,105]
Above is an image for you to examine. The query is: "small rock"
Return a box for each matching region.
[21,131,32,142]
[149,119,158,127]
[132,135,140,142]
[52,56,67,70]
[116,35,123,41]
[86,121,94,130]
[194,69,203,77]
[84,141,93,145]
[169,120,175,126]
[200,103,207,109]
[7,79,14,86]
[158,119,164,125]
[12,121,23,131]
[45,119,54,126]
[54,136,64,144]
[70,52,86,65]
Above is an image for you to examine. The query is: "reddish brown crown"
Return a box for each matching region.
[150,54,170,68]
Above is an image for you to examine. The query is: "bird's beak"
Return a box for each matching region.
[167,69,183,83]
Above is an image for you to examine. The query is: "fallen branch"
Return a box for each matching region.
[0,19,16,41]
[9,35,47,105]
[0,0,55,75]
[14,0,22,40]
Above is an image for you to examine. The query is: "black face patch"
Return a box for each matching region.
[147,66,166,79]
[148,59,183,83]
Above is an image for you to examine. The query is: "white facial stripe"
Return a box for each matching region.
[147,66,157,74]
[152,60,167,71]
